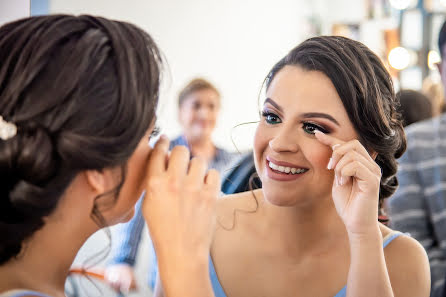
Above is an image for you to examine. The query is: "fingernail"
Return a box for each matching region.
[340,176,345,185]
[332,144,341,151]
[335,175,339,186]
[327,158,334,170]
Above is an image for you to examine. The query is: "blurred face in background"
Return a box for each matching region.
[437,46,446,94]
[179,88,220,141]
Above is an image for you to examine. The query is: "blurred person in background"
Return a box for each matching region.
[389,20,446,297]
[396,89,433,127]
[105,78,236,293]
[422,77,445,116]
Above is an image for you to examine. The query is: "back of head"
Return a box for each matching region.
[397,89,433,126]
[0,15,162,264]
[265,36,406,214]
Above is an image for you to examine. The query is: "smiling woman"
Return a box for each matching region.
[151,36,431,297]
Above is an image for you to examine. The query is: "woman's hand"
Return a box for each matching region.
[142,136,219,297]
[315,131,381,236]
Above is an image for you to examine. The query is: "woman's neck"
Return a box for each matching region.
[256,190,348,256]
[0,217,97,296]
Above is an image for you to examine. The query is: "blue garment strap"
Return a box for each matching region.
[383,231,402,248]
[3,291,52,297]
[209,257,227,297]
[208,231,404,297]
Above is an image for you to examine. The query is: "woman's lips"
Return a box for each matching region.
[265,159,308,182]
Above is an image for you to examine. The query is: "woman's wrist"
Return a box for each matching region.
[158,254,213,297]
[347,224,382,249]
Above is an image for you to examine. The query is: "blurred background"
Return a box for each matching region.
[1,0,445,296]
[3,0,445,152]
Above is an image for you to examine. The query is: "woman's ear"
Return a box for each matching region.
[84,170,107,195]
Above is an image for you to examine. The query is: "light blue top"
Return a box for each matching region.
[208,231,404,297]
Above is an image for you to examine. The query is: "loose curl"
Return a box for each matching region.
[264,36,406,218]
[0,15,162,264]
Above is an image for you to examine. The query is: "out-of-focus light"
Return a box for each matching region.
[388,47,411,70]
[389,0,417,10]
[428,50,441,70]
[440,0,446,7]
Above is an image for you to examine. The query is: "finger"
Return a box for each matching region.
[314,131,345,170]
[334,151,381,179]
[187,157,207,184]
[204,169,220,193]
[147,135,170,176]
[332,139,374,162]
[167,145,190,176]
[314,130,345,149]
[338,159,381,187]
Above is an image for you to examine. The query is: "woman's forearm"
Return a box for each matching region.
[158,254,215,297]
[347,226,393,297]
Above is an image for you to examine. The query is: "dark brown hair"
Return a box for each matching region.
[265,36,406,216]
[0,15,162,264]
[178,78,220,107]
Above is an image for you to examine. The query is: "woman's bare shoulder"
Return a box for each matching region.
[215,189,262,231]
[380,224,430,297]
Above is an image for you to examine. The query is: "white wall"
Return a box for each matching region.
[50,0,315,152]
[0,0,30,26]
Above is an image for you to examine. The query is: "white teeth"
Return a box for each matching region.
[268,161,306,175]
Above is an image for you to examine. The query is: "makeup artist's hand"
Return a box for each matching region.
[315,131,381,236]
[142,136,220,287]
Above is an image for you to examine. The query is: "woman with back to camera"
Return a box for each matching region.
[0,15,219,297]
[154,36,431,297]
[105,78,236,293]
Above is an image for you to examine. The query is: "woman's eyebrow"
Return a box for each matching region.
[263,98,283,112]
[301,112,340,126]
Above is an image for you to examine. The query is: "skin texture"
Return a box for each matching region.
[156,66,430,297]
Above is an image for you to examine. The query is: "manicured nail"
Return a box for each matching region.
[340,176,345,185]
[327,158,334,170]
[332,143,341,151]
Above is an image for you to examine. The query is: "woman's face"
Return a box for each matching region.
[254,66,358,207]
[103,128,155,225]
[178,88,220,141]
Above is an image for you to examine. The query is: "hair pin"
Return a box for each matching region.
[0,116,17,140]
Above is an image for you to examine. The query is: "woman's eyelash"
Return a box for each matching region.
[261,110,281,124]
[150,126,161,138]
[302,122,329,134]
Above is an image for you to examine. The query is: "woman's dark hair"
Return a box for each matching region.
[396,89,433,127]
[178,78,220,107]
[0,15,162,264]
[264,36,406,217]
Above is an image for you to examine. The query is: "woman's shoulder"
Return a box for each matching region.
[215,190,262,232]
[379,224,430,296]
[379,224,427,258]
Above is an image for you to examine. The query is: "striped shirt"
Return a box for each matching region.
[389,114,446,297]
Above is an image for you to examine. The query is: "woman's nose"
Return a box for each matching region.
[268,127,300,153]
